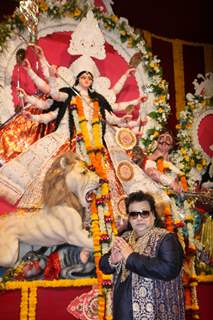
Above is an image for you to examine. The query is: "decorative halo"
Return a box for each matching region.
[117,195,127,216]
[117,160,134,181]
[192,108,213,160]
[115,128,137,150]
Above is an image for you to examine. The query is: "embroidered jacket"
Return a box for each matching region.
[100,228,185,320]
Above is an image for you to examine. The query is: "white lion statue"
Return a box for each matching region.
[0,152,100,267]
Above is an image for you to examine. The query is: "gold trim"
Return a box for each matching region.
[5,278,98,290]
[117,195,127,216]
[115,128,137,150]
[117,161,134,181]
[143,30,152,48]
[149,30,213,47]
[198,275,213,282]
[172,39,185,117]
[204,45,213,73]
[29,286,37,320]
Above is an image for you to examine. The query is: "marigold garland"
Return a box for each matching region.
[5,278,98,290]
[156,158,164,172]
[20,286,28,320]
[180,175,188,192]
[155,159,175,231]
[164,206,174,232]
[28,287,37,320]
[70,95,117,319]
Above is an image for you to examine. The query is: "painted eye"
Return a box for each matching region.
[90,41,95,48]
[81,169,88,175]
[80,40,85,47]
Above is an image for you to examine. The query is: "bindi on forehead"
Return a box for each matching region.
[80,73,93,80]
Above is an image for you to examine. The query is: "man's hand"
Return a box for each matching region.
[114,236,133,261]
[110,239,123,264]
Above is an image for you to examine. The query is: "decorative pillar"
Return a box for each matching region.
[172,39,185,117]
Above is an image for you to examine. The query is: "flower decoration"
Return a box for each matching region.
[0,1,176,318]
[171,93,212,189]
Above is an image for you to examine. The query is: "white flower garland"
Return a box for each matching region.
[171,95,211,189]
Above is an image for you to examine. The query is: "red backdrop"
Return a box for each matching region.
[0,282,212,320]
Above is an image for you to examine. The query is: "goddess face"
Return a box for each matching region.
[78,72,93,89]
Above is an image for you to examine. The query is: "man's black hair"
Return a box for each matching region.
[125,191,165,228]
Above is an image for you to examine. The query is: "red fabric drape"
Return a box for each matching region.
[0,290,21,320]
[183,44,205,94]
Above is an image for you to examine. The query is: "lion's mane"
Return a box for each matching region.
[42,152,83,217]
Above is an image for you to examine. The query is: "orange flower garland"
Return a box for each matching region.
[29,287,37,320]
[156,157,164,172]
[164,206,174,232]
[20,286,28,320]
[91,196,106,318]
[156,158,174,231]
[70,95,117,319]
[180,175,188,192]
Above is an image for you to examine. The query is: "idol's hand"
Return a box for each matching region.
[17,87,27,100]
[23,110,32,120]
[22,58,31,70]
[49,65,58,77]
[126,67,136,77]
[29,43,44,57]
[140,95,148,103]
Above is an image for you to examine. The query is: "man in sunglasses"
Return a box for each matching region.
[100,191,185,320]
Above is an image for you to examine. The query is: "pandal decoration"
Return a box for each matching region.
[170,75,213,318]
[0,2,212,320]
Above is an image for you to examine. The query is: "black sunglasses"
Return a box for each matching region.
[128,210,151,219]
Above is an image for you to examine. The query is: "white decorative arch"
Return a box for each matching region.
[192,108,213,160]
